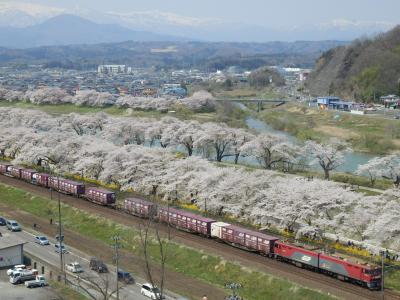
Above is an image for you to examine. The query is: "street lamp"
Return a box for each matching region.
[112,235,121,300]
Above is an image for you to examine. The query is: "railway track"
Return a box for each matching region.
[0,174,399,300]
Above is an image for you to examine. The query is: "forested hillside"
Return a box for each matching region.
[307,26,400,101]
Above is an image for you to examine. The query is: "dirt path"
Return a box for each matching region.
[0,175,399,300]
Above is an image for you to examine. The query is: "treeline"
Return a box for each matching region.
[307,25,400,101]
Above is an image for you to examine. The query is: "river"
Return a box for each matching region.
[238,104,377,173]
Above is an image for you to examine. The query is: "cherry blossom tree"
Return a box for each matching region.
[356,157,383,186]
[1,107,400,251]
[240,134,299,169]
[306,138,350,180]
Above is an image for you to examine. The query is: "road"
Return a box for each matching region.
[0,226,181,300]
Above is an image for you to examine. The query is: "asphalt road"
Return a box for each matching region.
[0,226,181,300]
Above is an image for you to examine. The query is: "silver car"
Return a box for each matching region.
[34,236,50,246]
[6,220,21,231]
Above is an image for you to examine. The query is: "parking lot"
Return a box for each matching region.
[0,270,59,300]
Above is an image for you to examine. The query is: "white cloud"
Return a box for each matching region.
[319,18,395,30]
[105,10,221,28]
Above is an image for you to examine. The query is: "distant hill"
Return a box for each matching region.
[0,40,347,70]
[0,14,183,48]
[307,25,400,101]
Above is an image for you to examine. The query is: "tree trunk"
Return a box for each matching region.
[324,168,330,180]
[234,153,240,164]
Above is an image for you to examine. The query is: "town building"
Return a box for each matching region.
[316,96,354,111]
[0,236,25,268]
[97,65,127,74]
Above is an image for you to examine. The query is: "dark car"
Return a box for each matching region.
[0,217,6,226]
[117,269,135,284]
[89,257,108,273]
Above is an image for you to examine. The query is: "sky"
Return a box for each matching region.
[23,0,400,29]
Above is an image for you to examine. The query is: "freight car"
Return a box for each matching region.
[33,173,50,188]
[213,223,278,257]
[49,176,85,196]
[0,163,383,290]
[158,207,215,236]
[124,198,157,218]
[20,169,37,182]
[85,187,116,206]
[0,163,11,174]
[9,166,24,179]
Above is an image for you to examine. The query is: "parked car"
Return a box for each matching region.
[89,257,108,273]
[117,269,134,284]
[6,220,21,231]
[55,243,68,254]
[10,269,38,284]
[25,275,47,288]
[66,262,83,273]
[34,236,49,246]
[0,217,6,226]
[141,283,165,299]
[7,264,26,276]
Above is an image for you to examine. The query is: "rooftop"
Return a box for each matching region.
[0,232,26,250]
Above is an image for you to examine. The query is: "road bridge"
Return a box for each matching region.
[215,99,287,111]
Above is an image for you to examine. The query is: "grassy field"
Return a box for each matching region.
[0,183,335,300]
[50,280,88,300]
[260,103,400,154]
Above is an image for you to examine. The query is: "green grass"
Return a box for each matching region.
[260,103,400,154]
[0,183,335,300]
[50,280,88,300]
[386,268,400,291]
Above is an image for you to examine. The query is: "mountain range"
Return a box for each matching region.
[0,14,183,48]
[0,1,396,47]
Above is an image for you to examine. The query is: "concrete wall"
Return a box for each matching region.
[0,244,23,268]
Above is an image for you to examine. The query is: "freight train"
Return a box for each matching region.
[0,163,382,290]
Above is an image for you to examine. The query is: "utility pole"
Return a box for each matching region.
[381,251,385,300]
[57,179,66,284]
[113,235,121,300]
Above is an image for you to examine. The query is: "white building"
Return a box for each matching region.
[97,65,127,74]
[0,236,25,268]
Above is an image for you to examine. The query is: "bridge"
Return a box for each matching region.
[215,99,287,111]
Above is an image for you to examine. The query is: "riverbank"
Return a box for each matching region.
[259,103,400,155]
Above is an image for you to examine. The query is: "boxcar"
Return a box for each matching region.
[49,177,85,196]
[20,169,37,182]
[9,166,23,179]
[158,207,215,236]
[0,163,11,174]
[274,241,319,269]
[85,187,116,206]
[124,198,157,218]
[319,253,381,289]
[217,224,278,255]
[34,173,50,188]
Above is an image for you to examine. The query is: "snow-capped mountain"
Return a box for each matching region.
[0,1,65,27]
[0,1,396,43]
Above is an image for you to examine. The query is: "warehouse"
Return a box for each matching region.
[0,236,25,269]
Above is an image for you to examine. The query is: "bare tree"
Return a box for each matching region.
[138,215,170,300]
[68,272,123,300]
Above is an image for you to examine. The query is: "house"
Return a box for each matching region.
[0,235,26,268]
[380,95,400,108]
[316,96,354,111]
